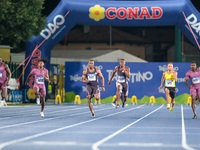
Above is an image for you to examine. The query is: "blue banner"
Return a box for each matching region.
[65,62,190,100]
[12,91,23,103]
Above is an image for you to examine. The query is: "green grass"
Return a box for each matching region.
[7,103,37,106]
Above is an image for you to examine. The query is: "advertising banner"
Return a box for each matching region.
[65,62,191,104]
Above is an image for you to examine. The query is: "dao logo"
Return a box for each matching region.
[40,15,65,40]
[89,5,163,21]
[186,14,200,37]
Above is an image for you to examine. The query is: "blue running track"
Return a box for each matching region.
[0,104,199,150]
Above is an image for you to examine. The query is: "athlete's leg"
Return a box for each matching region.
[165,88,170,109]
[169,88,176,111]
[33,86,39,99]
[1,88,7,99]
[191,95,197,118]
[116,85,121,106]
[171,98,175,107]
[94,86,100,101]
[87,95,94,115]
[122,96,127,108]
[190,87,197,118]
[164,88,170,104]
[40,94,45,112]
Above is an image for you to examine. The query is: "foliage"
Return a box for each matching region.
[0,0,46,50]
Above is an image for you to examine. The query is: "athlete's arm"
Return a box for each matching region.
[25,73,33,86]
[173,71,178,81]
[43,73,49,82]
[159,73,165,89]
[82,70,89,83]
[5,64,11,86]
[124,66,130,78]
[108,66,118,85]
[97,69,105,91]
[185,78,191,90]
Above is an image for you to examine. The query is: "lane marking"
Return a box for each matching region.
[13,142,200,148]
[0,105,104,120]
[92,104,164,150]
[0,106,110,130]
[0,106,89,120]
[181,105,196,150]
[0,105,144,150]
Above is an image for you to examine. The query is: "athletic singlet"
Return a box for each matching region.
[31,68,48,85]
[117,66,127,83]
[165,71,176,87]
[0,62,7,81]
[86,67,98,86]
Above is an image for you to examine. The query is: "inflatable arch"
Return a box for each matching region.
[25,0,200,93]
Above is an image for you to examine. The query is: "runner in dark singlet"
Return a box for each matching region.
[108,59,130,108]
[82,60,105,118]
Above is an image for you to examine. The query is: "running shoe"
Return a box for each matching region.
[40,112,44,117]
[91,113,95,118]
[192,115,197,119]
[36,96,40,105]
[167,104,170,109]
[111,102,116,107]
[169,107,174,111]
[115,105,120,109]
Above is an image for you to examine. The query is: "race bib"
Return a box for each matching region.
[88,74,96,81]
[0,72,2,78]
[36,77,44,84]
[166,80,174,87]
[192,77,200,84]
[118,76,125,83]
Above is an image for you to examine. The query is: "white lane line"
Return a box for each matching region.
[0,105,144,150]
[119,142,163,147]
[181,105,196,150]
[0,105,104,120]
[92,104,164,150]
[0,106,89,120]
[14,142,200,148]
[0,106,110,130]
[0,105,82,116]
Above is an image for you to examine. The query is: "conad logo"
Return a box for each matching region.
[89,5,163,21]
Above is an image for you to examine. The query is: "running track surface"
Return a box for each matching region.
[0,104,199,150]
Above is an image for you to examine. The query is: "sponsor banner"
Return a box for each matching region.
[12,91,23,103]
[65,62,190,99]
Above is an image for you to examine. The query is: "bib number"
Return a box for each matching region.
[118,76,125,83]
[0,72,2,78]
[166,80,174,87]
[88,74,96,81]
[36,77,44,84]
[192,77,200,84]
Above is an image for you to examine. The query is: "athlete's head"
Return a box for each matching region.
[167,62,173,71]
[120,59,125,67]
[38,58,48,69]
[191,61,197,71]
[88,60,94,69]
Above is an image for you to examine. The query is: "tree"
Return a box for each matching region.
[0,0,46,52]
